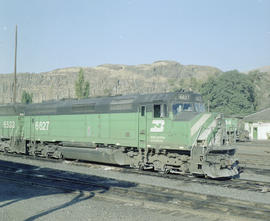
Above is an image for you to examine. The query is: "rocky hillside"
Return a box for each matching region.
[0,60,222,104]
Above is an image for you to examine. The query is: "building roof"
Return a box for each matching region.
[244,107,270,122]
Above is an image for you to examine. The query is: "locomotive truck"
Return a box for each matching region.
[0,91,239,178]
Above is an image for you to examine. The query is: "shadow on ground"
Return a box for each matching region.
[0,160,137,220]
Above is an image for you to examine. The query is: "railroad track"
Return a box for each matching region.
[63,157,270,193]
[0,160,270,221]
[237,154,270,169]
[243,167,270,177]
[1,152,270,193]
[121,167,270,193]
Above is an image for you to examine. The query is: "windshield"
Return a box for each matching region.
[173,102,205,116]
[173,103,193,115]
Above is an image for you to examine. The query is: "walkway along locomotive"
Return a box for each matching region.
[0,91,239,178]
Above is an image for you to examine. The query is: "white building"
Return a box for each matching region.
[244,108,270,140]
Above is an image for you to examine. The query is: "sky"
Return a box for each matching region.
[0,0,269,74]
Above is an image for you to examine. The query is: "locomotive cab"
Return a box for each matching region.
[145,92,239,178]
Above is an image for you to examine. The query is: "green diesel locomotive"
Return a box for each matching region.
[0,91,239,178]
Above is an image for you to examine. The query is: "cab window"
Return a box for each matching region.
[173,103,182,115]
[154,104,168,118]
[162,104,168,117]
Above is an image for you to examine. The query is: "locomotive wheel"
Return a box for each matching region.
[153,160,166,172]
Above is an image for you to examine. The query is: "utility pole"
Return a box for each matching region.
[13,25,18,104]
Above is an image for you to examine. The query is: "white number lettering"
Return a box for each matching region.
[3,121,16,129]
[35,121,50,131]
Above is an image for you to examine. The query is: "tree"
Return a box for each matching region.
[21,91,33,104]
[200,70,256,115]
[171,77,203,93]
[247,70,270,109]
[75,68,90,99]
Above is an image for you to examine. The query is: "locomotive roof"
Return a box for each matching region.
[0,104,25,116]
[0,91,202,116]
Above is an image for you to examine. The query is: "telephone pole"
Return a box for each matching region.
[13,25,18,104]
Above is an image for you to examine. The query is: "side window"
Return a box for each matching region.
[154,104,168,118]
[194,103,199,112]
[162,104,168,117]
[154,104,161,118]
[194,103,205,112]
[141,106,145,116]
